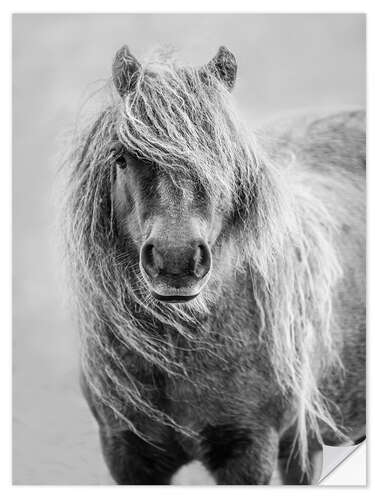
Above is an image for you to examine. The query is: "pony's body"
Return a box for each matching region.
[264,110,366,440]
[67,47,365,485]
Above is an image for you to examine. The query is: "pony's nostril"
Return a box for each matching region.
[193,243,211,279]
[141,243,163,278]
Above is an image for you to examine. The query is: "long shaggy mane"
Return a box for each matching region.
[63,50,363,470]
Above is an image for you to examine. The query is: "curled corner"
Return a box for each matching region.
[319,441,366,485]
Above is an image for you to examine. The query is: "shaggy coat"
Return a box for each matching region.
[64,46,366,484]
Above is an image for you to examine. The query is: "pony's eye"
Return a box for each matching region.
[109,141,127,170]
[115,155,127,170]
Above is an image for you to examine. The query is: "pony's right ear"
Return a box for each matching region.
[112,45,141,97]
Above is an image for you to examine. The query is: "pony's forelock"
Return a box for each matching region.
[63,51,356,473]
[115,54,259,206]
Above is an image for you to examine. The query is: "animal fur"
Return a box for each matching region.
[62,48,365,484]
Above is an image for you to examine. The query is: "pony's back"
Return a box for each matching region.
[264,109,366,444]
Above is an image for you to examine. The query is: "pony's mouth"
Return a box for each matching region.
[151,292,199,303]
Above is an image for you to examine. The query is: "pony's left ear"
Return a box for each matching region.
[112,45,141,97]
[203,46,237,91]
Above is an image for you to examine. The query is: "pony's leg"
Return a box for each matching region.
[200,424,279,485]
[278,435,322,485]
[99,428,189,485]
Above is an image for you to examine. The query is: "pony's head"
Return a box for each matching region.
[109,45,252,304]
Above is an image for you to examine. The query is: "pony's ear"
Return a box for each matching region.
[112,45,141,97]
[204,46,237,91]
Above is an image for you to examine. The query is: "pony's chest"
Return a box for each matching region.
[163,338,277,428]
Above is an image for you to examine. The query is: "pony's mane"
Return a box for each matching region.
[63,51,358,471]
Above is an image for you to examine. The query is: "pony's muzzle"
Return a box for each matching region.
[140,239,211,301]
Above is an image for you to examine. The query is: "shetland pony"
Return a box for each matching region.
[63,45,366,484]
